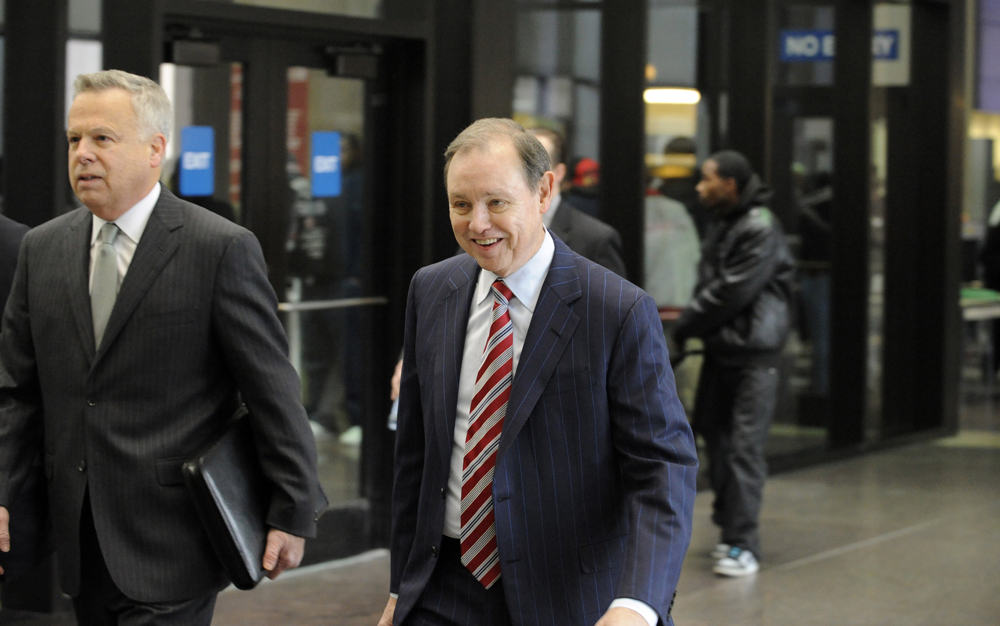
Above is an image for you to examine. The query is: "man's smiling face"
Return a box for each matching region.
[448,140,552,278]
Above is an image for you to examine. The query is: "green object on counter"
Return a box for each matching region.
[961,288,1000,304]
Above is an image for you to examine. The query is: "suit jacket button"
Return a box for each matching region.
[87,399,96,407]
[431,545,438,557]
[78,460,86,472]
[440,487,445,499]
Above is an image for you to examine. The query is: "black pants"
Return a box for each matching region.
[74,492,217,626]
[403,537,512,626]
[693,359,778,558]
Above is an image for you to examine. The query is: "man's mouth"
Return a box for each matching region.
[78,175,101,182]
[474,238,500,247]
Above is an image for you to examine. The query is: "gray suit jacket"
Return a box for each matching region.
[0,189,323,602]
[548,197,627,279]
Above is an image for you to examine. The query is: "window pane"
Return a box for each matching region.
[513,9,601,187]
[283,68,368,506]
[69,0,101,35]
[160,62,244,222]
[775,5,836,87]
[195,0,382,19]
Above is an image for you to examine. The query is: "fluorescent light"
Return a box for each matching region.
[644,88,701,104]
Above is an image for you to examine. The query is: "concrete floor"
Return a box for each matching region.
[2,435,997,625]
[206,434,1000,626]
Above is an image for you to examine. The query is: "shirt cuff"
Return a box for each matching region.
[390,593,399,599]
[609,598,658,626]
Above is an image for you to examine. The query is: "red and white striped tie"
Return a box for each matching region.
[460,279,514,589]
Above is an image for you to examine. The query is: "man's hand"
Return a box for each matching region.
[261,529,305,580]
[595,606,649,626]
[0,505,9,576]
[377,596,396,626]
[390,359,403,401]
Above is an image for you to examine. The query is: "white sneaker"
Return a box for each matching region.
[338,425,362,446]
[713,547,759,577]
[711,543,730,559]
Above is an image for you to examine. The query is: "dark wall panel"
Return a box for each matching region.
[2,0,68,227]
[599,0,648,282]
[726,0,769,174]
[829,0,872,446]
[428,0,474,264]
[882,0,960,436]
[101,0,163,79]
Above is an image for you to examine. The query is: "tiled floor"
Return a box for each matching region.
[2,438,997,625]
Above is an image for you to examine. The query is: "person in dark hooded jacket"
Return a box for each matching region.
[674,150,794,577]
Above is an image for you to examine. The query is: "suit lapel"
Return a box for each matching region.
[93,191,184,366]
[435,256,479,464]
[497,239,582,463]
[63,209,98,364]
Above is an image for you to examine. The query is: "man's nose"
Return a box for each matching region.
[468,205,491,232]
[73,139,95,162]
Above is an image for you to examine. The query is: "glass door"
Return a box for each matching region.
[158,28,396,564]
[280,67,386,505]
[159,61,244,223]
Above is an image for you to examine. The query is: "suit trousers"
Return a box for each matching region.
[693,358,778,558]
[403,537,512,626]
[73,491,218,626]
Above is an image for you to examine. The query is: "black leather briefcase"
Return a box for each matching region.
[183,406,269,590]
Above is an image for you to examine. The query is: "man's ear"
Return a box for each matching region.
[149,133,167,168]
[538,170,556,214]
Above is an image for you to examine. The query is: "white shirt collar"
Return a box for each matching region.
[474,229,555,313]
[542,192,561,228]
[90,182,161,245]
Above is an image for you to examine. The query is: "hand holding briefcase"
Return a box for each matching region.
[183,406,269,590]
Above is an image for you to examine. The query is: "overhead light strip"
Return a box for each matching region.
[644,88,701,104]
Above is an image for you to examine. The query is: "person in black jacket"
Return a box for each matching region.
[529,127,627,278]
[674,150,794,578]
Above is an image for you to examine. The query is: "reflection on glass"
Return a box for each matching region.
[868,91,888,438]
[513,9,602,212]
[282,68,367,506]
[195,0,381,19]
[764,115,833,456]
[775,5,835,87]
[159,62,243,222]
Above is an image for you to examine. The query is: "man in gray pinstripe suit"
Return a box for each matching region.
[381,119,698,626]
[0,70,323,625]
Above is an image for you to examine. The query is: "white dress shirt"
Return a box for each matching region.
[88,183,161,294]
[441,229,657,626]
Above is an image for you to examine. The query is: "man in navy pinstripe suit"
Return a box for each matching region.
[380,119,698,626]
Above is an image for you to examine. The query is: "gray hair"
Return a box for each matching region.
[73,70,173,139]
[444,118,551,190]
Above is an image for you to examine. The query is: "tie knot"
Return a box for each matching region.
[99,223,119,245]
[492,279,513,303]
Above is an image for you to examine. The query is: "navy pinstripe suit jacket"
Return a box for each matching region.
[391,236,698,626]
[0,189,323,602]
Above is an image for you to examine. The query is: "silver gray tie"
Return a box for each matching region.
[91,223,120,349]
